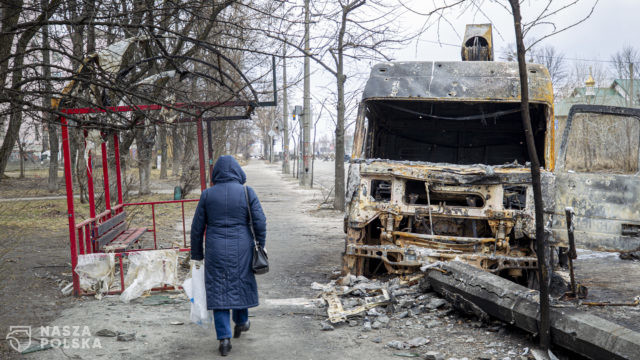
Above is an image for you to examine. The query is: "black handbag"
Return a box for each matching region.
[244,186,269,275]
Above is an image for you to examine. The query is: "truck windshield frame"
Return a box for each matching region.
[362,99,548,167]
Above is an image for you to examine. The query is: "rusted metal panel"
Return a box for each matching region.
[362,61,554,106]
[552,105,640,252]
[426,262,640,360]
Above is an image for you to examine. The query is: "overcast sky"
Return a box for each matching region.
[289,0,638,142]
[394,0,636,64]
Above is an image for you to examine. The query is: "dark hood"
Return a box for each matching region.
[211,155,246,184]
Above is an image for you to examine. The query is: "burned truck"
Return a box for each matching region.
[342,25,556,283]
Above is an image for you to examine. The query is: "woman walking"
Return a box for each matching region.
[190,155,267,356]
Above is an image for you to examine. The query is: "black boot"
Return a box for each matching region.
[219,338,231,356]
[233,320,250,338]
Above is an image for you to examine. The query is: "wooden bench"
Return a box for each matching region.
[93,211,146,252]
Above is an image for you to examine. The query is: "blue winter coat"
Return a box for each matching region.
[190,156,267,310]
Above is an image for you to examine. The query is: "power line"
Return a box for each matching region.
[416,38,622,64]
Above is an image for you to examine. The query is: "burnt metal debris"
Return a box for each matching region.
[343,54,555,279]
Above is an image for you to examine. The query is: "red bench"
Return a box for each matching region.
[92,211,146,252]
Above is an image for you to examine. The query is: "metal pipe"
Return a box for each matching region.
[100,134,111,211]
[425,183,434,235]
[565,207,578,296]
[393,231,495,244]
[84,130,96,218]
[119,256,125,292]
[113,133,123,205]
[78,228,85,255]
[181,202,186,247]
[152,204,157,249]
[61,115,79,296]
[84,225,91,254]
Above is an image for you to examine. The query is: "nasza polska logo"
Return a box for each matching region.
[6,325,102,352]
[6,326,31,352]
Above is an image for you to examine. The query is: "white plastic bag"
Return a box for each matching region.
[182,261,212,329]
[120,250,179,303]
[75,253,115,298]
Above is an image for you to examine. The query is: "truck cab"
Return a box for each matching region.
[343,25,556,284]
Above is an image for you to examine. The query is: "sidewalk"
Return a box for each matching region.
[27,160,383,360]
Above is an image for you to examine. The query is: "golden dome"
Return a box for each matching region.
[585,67,595,87]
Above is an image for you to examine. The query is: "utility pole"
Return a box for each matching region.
[282,47,290,174]
[630,63,635,107]
[301,0,312,188]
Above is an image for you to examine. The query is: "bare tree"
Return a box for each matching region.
[532,45,568,91]
[610,45,640,80]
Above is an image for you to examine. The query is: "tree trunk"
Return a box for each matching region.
[74,131,87,203]
[172,125,182,177]
[17,134,24,178]
[282,47,290,174]
[47,122,59,191]
[0,110,23,179]
[135,125,154,195]
[41,0,58,191]
[118,130,136,197]
[159,124,168,179]
[333,10,348,211]
[509,0,550,350]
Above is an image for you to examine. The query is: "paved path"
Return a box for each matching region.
[28,160,387,360]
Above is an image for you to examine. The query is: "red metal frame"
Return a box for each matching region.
[59,104,209,296]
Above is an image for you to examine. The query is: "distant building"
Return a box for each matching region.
[553,74,639,155]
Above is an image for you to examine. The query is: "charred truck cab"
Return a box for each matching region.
[343,25,556,283]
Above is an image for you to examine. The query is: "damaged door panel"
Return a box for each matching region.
[343,39,556,281]
[552,105,640,252]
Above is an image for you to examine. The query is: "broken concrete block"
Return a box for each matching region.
[424,320,441,328]
[426,261,640,360]
[405,337,429,348]
[349,320,359,327]
[96,329,117,337]
[377,314,390,324]
[395,311,409,319]
[362,321,372,332]
[320,321,335,331]
[386,340,410,350]
[116,332,136,341]
[371,321,381,329]
[424,351,444,360]
[338,274,356,286]
[426,298,448,310]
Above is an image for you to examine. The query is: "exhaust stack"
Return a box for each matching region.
[461,24,494,61]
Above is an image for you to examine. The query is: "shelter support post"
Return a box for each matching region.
[61,115,80,296]
[113,134,123,206]
[100,133,111,211]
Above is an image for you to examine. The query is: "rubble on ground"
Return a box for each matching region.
[311,271,533,359]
